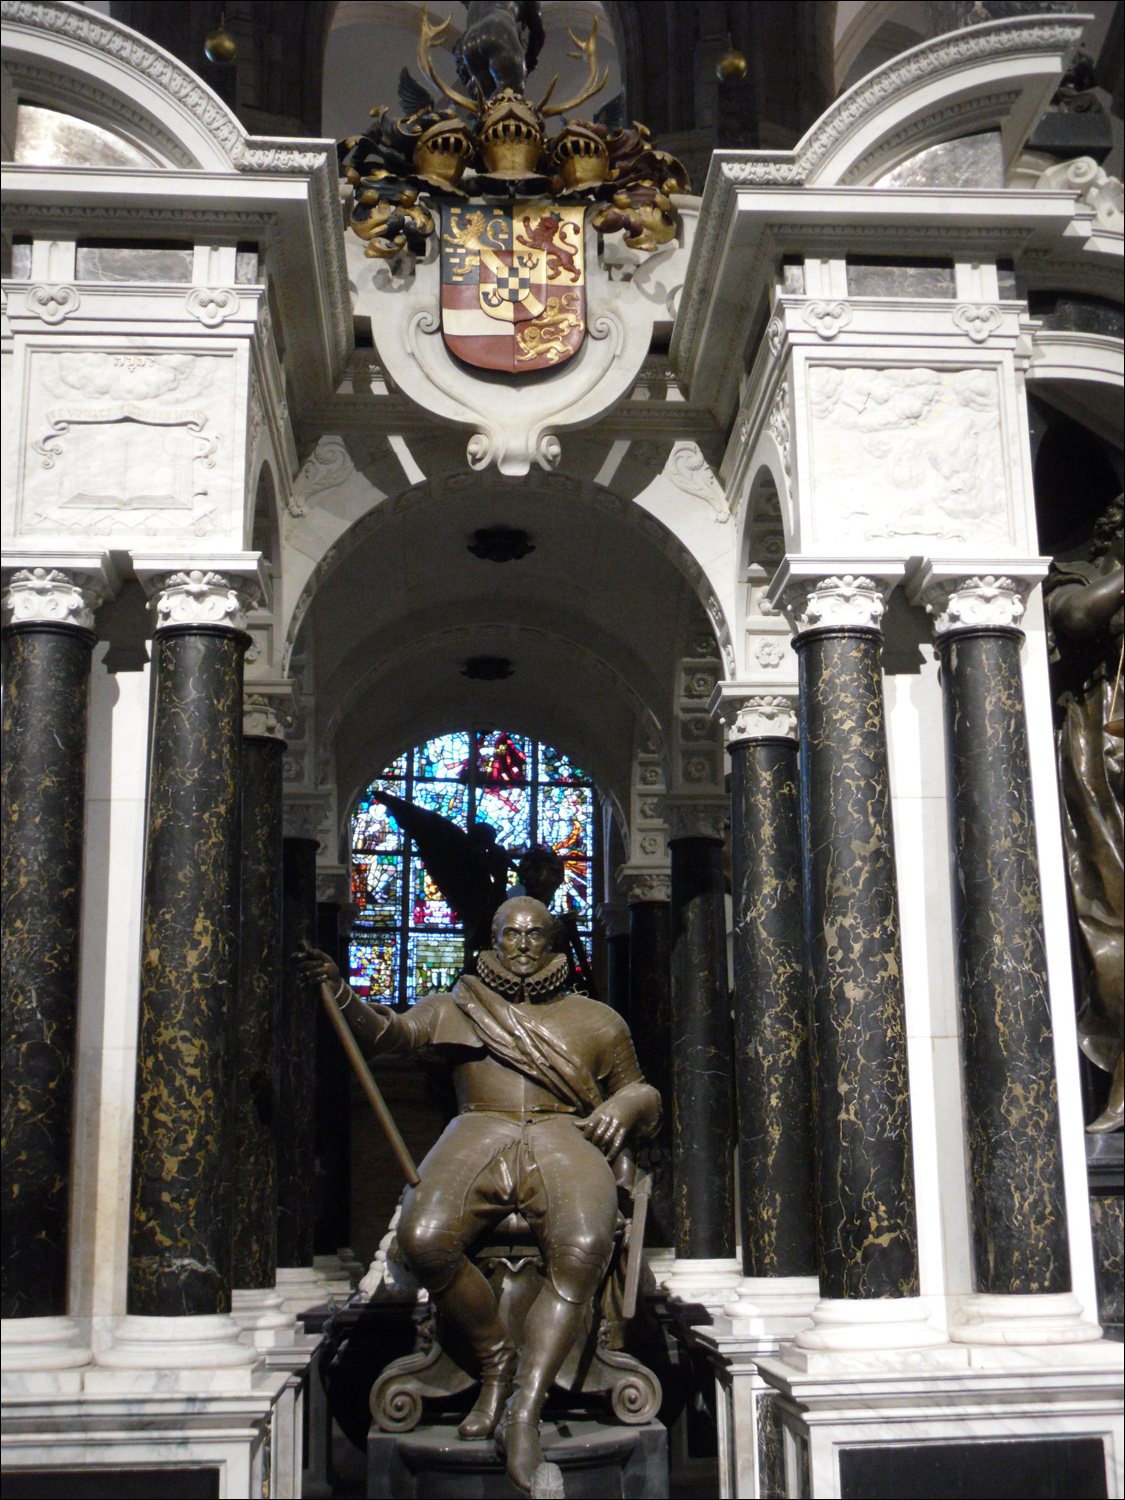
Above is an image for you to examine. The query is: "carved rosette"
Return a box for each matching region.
[2,567,108,631]
[725,695,799,745]
[780,574,889,635]
[660,796,729,844]
[150,571,255,634]
[917,574,1031,636]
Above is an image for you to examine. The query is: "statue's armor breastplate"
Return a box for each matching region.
[452,1050,582,1116]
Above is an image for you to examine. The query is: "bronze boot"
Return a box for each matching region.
[458,1339,516,1440]
[498,1284,588,1492]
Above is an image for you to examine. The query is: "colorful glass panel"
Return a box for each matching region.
[352,854,402,924]
[407,932,464,1000]
[557,859,592,924]
[352,796,402,853]
[476,785,531,851]
[348,936,398,1000]
[411,861,458,928]
[539,743,586,783]
[476,730,529,785]
[537,783,592,861]
[414,732,471,782]
[411,779,469,828]
[351,731,596,1004]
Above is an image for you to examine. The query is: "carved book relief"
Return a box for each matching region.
[19,349,235,541]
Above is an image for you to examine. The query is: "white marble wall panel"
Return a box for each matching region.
[71,646,151,1339]
[884,652,973,1324]
[13,342,245,549]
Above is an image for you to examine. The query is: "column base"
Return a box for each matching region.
[1,1317,92,1393]
[723,1275,820,1335]
[275,1264,354,1316]
[655,1256,744,1316]
[950,1292,1104,1347]
[784,1298,957,1372]
[88,1313,259,1392]
[231,1288,299,1349]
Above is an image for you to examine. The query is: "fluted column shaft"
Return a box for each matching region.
[277,835,319,1270]
[929,578,1070,1294]
[231,732,286,1291]
[668,819,736,1260]
[1,611,96,1317]
[624,880,674,1247]
[728,704,817,1279]
[788,579,919,1299]
[128,572,250,1316]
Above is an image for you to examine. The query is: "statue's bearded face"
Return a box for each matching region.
[495,906,553,978]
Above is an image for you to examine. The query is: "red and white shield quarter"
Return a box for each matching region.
[441,203,586,374]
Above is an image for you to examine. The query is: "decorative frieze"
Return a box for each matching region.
[242,691,287,741]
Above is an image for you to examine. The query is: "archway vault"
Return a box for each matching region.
[288,474,721,824]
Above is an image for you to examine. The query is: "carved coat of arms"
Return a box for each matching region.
[441,203,585,373]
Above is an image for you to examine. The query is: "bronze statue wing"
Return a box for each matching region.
[374,789,499,927]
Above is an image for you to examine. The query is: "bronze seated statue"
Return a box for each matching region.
[297,896,663,1493]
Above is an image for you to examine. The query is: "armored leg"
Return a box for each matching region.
[395,1115,522,1439]
[500,1118,620,1491]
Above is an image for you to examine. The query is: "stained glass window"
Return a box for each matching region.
[348,732,597,1006]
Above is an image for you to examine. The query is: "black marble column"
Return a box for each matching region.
[627,892,674,1247]
[1,620,96,1318]
[729,731,817,1279]
[669,833,736,1260]
[797,627,919,1298]
[231,733,285,1292]
[276,836,319,1270]
[129,625,247,1316]
[936,624,1071,1294]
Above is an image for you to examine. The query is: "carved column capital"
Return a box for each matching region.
[907,561,1049,637]
[1,555,118,631]
[242,691,288,741]
[769,561,905,636]
[617,866,672,905]
[148,571,254,632]
[719,693,799,745]
[133,553,266,635]
[659,795,729,844]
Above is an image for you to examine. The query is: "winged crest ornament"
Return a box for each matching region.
[338,3,689,379]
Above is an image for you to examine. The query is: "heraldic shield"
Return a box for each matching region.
[441,203,586,373]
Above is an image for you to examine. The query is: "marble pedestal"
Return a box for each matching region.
[368,1418,668,1499]
[754,1342,1123,1499]
[655,1256,744,1318]
[688,1281,820,1498]
[1,1374,290,1499]
[260,1332,323,1500]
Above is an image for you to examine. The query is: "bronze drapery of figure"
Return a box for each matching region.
[297,896,660,1492]
[1045,495,1124,1133]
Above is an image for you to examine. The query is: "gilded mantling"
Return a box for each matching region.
[339,7,689,261]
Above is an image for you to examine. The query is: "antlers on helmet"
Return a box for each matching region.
[415,6,607,120]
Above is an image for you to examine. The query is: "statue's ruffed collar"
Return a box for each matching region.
[474,947,569,1003]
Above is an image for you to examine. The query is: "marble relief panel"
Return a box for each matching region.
[806,364,1012,550]
[18,348,238,543]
